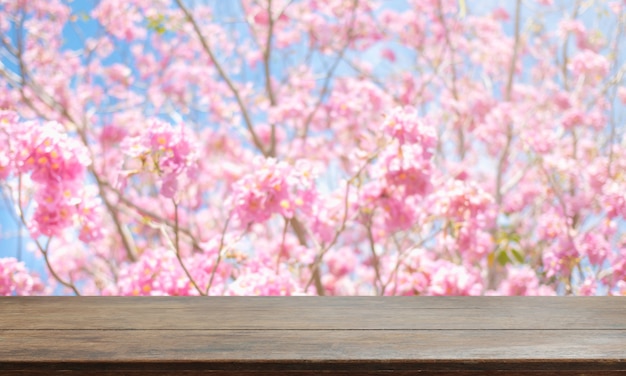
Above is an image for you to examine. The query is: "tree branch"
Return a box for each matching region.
[174,0,268,156]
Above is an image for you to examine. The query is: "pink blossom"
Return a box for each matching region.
[537,210,568,240]
[16,120,90,184]
[91,0,146,41]
[123,119,199,199]
[379,142,433,197]
[105,63,133,87]
[608,2,624,15]
[230,157,293,224]
[0,152,10,180]
[228,264,300,296]
[576,232,610,266]
[384,248,432,296]
[0,111,20,179]
[542,238,579,279]
[382,107,436,150]
[577,277,597,296]
[558,19,586,41]
[476,102,514,155]
[428,262,483,296]
[111,248,202,296]
[0,258,45,296]
[561,109,585,129]
[569,50,609,81]
[492,8,510,21]
[360,181,418,232]
[230,157,317,225]
[1,114,91,238]
[381,48,396,62]
[434,180,495,226]
[603,182,626,219]
[309,191,346,244]
[77,188,106,243]
[455,225,493,263]
[111,240,230,296]
[31,202,74,237]
[325,247,358,279]
[100,123,129,145]
[495,265,555,296]
[618,87,626,104]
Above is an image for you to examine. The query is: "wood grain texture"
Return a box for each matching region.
[1,297,625,375]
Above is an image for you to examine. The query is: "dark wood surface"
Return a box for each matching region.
[1,297,625,375]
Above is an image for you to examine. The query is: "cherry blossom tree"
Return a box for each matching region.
[1,0,626,296]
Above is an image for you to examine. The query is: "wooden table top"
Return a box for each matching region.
[1,297,625,375]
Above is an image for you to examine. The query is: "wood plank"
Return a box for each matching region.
[1,297,625,330]
[2,329,626,361]
[2,365,625,376]
[2,297,625,375]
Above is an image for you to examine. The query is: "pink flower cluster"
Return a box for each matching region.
[434,180,495,261]
[558,19,601,51]
[542,238,579,279]
[428,262,484,296]
[382,107,437,150]
[434,180,495,225]
[0,257,45,296]
[603,182,626,219]
[494,265,555,296]
[109,245,232,296]
[358,108,438,233]
[380,143,434,197]
[542,221,615,282]
[569,50,609,82]
[110,248,199,296]
[379,108,437,197]
[123,119,199,199]
[76,187,106,242]
[388,249,484,296]
[0,111,20,180]
[228,264,300,296]
[360,181,419,232]
[1,112,92,238]
[91,0,145,41]
[230,157,317,225]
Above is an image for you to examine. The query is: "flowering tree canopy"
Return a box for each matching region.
[1,0,626,296]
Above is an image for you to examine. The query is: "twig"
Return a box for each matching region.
[495,0,522,206]
[174,0,267,155]
[205,214,232,295]
[164,201,205,295]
